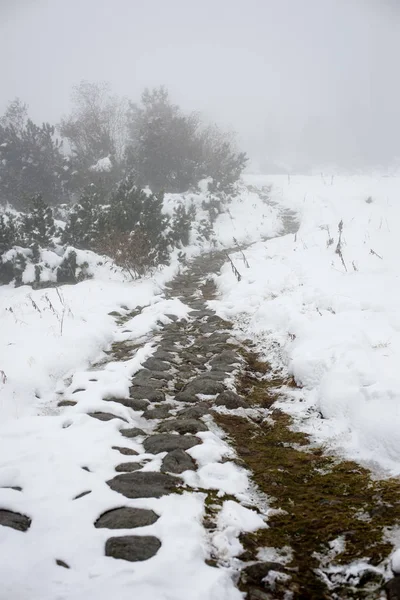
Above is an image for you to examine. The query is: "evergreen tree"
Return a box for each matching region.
[59,81,127,196]
[0,213,20,255]
[126,87,203,193]
[169,203,196,247]
[125,86,248,194]
[22,195,56,248]
[0,100,70,209]
[61,187,106,250]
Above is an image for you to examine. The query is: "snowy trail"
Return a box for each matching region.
[1,192,399,600]
[0,247,267,600]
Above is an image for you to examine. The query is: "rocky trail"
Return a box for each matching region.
[2,209,400,600]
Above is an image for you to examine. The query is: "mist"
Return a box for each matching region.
[0,0,399,171]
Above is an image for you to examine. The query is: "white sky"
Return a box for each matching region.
[0,0,399,169]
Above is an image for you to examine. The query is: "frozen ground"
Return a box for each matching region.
[212,174,400,475]
[0,185,281,600]
[0,185,281,423]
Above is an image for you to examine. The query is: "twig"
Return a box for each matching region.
[225,252,242,282]
[370,249,383,260]
[335,220,347,272]
[233,237,250,268]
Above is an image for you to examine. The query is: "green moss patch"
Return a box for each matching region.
[212,349,400,599]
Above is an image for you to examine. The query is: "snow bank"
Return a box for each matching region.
[0,184,282,422]
[0,258,179,422]
[212,174,400,474]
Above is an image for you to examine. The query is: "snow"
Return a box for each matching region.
[212,500,266,561]
[90,156,113,172]
[0,408,243,600]
[0,284,251,599]
[212,174,400,475]
[0,258,180,422]
[0,183,285,598]
[0,184,282,424]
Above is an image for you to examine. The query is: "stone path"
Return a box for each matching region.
[2,205,398,599]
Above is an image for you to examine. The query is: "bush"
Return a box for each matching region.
[22,195,56,248]
[0,213,20,254]
[61,187,106,250]
[95,230,156,278]
[169,202,196,247]
[0,99,70,208]
[125,86,247,194]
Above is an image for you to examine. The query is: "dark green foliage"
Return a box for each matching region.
[169,203,196,247]
[200,126,248,194]
[57,250,78,283]
[22,195,56,248]
[59,82,126,196]
[56,250,91,284]
[61,187,106,250]
[95,177,170,269]
[126,87,202,193]
[125,87,247,194]
[0,100,70,208]
[0,213,20,254]
[11,252,27,287]
[0,258,14,285]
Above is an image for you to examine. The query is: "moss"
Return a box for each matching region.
[212,348,400,599]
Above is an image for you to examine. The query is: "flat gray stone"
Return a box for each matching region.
[143,433,201,454]
[142,358,171,372]
[120,427,146,438]
[143,404,173,420]
[175,390,198,403]
[88,412,128,423]
[198,370,228,381]
[177,405,209,419]
[0,509,31,531]
[131,369,173,384]
[161,449,196,474]
[105,535,161,562]
[158,418,208,434]
[105,397,149,411]
[184,377,225,396]
[112,446,139,456]
[215,391,250,409]
[58,400,76,407]
[210,350,239,366]
[129,386,165,403]
[107,471,178,498]
[188,309,214,318]
[96,507,159,529]
[115,462,143,472]
[207,332,231,344]
[152,350,177,362]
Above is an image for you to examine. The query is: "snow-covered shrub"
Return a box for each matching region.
[125,87,247,194]
[21,195,57,248]
[168,203,196,247]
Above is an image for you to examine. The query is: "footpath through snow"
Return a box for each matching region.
[214,174,400,476]
[2,176,400,599]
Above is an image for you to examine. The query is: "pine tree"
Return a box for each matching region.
[22,195,56,248]
[0,101,70,209]
[0,213,20,255]
[61,187,106,250]
[169,203,196,247]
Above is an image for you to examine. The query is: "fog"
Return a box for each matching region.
[0,0,399,171]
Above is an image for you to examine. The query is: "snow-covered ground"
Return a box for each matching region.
[0,183,282,599]
[0,185,281,423]
[212,174,400,475]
